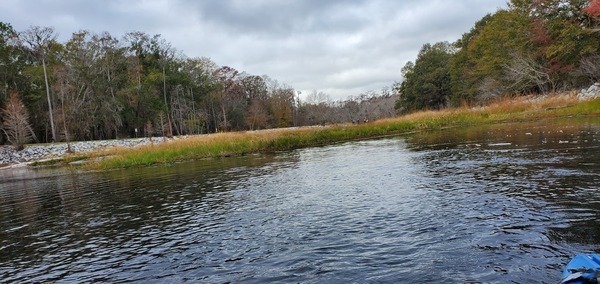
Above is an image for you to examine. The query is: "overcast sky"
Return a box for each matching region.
[1,0,507,100]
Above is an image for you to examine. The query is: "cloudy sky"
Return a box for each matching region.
[1,0,507,100]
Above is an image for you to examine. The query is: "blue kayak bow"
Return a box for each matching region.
[561,254,600,284]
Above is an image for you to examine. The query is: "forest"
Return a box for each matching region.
[1,0,599,147]
[396,0,600,113]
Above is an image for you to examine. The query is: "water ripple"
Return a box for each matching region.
[0,119,599,283]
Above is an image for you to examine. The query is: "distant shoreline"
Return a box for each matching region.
[2,91,599,171]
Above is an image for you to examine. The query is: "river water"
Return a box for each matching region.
[1,118,599,283]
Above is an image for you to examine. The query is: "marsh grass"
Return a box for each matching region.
[88,94,599,170]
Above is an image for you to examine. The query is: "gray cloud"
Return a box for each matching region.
[1,0,506,100]
[188,0,370,35]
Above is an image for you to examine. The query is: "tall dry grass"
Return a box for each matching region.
[475,92,580,113]
[87,94,599,170]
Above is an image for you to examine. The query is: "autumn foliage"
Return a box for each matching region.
[585,0,600,18]
[394,0,600,113]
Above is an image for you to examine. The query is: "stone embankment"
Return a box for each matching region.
[578,82,600,100]
[0,137,173,168]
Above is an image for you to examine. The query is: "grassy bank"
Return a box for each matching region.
[86,94,600,170]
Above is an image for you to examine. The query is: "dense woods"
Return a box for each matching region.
[395,0,600,113]
[1,0,600,146]
[0,24,397,145]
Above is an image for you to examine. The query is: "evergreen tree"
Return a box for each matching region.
[395,42,454,113]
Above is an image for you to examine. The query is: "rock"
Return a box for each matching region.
[0,137,176,168]
[578,82,600,100]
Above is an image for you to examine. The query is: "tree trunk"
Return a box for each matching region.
[42,57,57,142]
[221,102,227,132]
[163,66,173,137]
[60,84,71,152]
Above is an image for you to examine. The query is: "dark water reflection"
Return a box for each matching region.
[0,118,599,283]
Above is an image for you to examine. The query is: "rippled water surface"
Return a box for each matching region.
[1,118,599,283]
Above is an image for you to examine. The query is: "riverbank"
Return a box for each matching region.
[2,90,599,170]
[90,92,600,170]
[0,137,174,169]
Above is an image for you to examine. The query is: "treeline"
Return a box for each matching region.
[0,23,397,146]
[395,0,600,113]
[6,0,598,147]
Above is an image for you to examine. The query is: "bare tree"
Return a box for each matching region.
[2,92,36,150]
[20,26,58,142]
[504,53,555,94]
[576,54,600,82]
[302,90,332,125]
[155,36,175,137]
[305,90,331,105]
[212,66,242,131]
[144,120,154,138]
[245,101,268,130]
[240,75,269,130]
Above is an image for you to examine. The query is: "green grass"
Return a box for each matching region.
[84,95,599,170]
